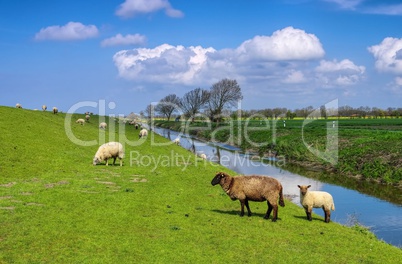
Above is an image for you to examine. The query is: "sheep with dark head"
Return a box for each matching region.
[298,185,335,223]
[211,172,285,221]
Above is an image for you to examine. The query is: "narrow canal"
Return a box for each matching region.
[154,127,402,248]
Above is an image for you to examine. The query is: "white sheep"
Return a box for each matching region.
[16,103,22,109]
[99,122,107,130]
[173,138,180,145]
[199,153,207,160]
[52,107,58,114]
[76,118,85,125]
[139,128,148,138]
[93,142,124,166]
[85,114,90,122]
[42,105,47,111]
[298,185,335,223]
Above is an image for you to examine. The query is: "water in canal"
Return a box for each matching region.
[154,127,402,248]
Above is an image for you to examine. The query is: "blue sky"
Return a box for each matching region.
[1,0,402,115]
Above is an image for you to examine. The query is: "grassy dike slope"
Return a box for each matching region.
[0,106,401,263]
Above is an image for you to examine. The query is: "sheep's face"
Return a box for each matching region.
[93,157,100,165]
[298,185,311,195]
[211,172,227,186]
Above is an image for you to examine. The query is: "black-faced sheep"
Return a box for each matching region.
[16,103,22,109]
[297,185,335,223]
[76,118,85,125]
[99,122,107,130]
[93,142,124,166]
[211,172,285,221]
[52,107,58,114]
[42,105,47,111]
[139,128,148,138]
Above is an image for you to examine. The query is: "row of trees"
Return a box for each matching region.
[143,78,243,122]
[141,79,402,121]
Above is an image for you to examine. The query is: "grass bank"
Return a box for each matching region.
[155,118,402,186]
[1,106,401,263]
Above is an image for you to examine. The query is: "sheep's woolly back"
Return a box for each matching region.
[298,185,335,211]
[99,122,107,129]
[93,142,124,165]
[76,118,85,125]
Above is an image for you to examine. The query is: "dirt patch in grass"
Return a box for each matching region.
[44,180,69,189]
[0,182,17,187]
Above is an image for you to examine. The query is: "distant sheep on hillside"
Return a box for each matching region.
[93,142,124,166]
[85,114,90,122]
[76,118,85,125]
[42,105,47,111]
[16,103,22,109]
[52,107,58,114]
[139,128,148,138]
[99,122,107,130]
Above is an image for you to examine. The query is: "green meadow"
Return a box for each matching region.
[1,106,401,263]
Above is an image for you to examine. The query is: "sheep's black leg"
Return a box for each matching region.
[239,200,245,217]
[306,210,312,221]
[265,202,273,220]
[324,209,331,223]
[113,157,116,165]
[245,199,252,217]
[271,204,278,222]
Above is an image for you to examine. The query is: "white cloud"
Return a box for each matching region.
[116,0,183,18]
[315,59,365,86]
[236,26,325,61]
[395,76,402,86]
[368,37,402,74]
[363,4,402,15]
[322,0,363,10]
[101,33,146,47]
[35,22,99,41]
[283,70,307,84]
[113,44,215,84]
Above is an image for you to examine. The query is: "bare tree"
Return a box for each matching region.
[155,94,181,121]
[179,88,210,119]
[207,78,243,122]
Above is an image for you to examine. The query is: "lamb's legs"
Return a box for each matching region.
[112,157,116,165]
[305,209,313,221]
[245,200,252,217]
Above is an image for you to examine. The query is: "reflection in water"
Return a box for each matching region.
[153,127,402,248]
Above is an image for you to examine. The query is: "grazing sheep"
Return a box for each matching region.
[211,172,285,221]
[85,114,90,122]
[139,128,148,138]
[16,103,22,109]
[199,153,207,160]
[297,185,335,223]
[52,107,58,114]
[135,123,139,130]
[42,105,47,111]
[93,142,124,166]
[173,138,180,145]
[76,118,85,125]
[99,122,107,130]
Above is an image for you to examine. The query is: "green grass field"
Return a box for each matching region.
[1,106,401,263]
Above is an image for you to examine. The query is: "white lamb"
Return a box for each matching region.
[199,153,207,160]
[298,185,335,223]
[16,103,22,109]
[52,107,58,114]
[76,118,85,125]
[42,105,47,111]
[173,138,180,145]
[99,122,107,129]
[139,128,148,138]
[93,142,124,166]
[85,114,90,122]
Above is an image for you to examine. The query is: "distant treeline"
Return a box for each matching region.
[234,106,402,119]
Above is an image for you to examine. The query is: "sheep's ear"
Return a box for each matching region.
[297,185,301,188]
[307,185,311,188]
